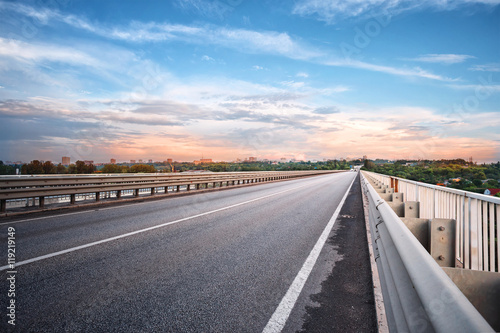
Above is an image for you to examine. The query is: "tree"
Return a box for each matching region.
[472,179,483,187]
[21,160,44,174]
[129,164,156,173]
[42,161,56,174]
[101,164,129,173]
[0,161,16,175]
[56,163,67,174]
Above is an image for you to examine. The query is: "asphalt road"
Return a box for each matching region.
[0,171,376,332]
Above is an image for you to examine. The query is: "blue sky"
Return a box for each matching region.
[0,0,499,163]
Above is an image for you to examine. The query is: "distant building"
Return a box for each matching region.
[130,160,136,164]
[167,158,173,163]
[194,158,213,165]
[83,160,94,165]
[248,157,257,162]
[484,189,500,196]
[138,159,143,163]
[62,156,70,165]
[110,158,116,164]
[148,159,153,163]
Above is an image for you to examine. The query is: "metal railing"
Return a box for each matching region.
[0,170,342,213]
[361,172,494,332]
[364,170,500,273]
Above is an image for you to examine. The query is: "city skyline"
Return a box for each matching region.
[0,1,499,163]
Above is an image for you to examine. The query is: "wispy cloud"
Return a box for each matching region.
[447,83,500,92]
[407,54,475,64]
[323,58,457,81]
[292,0,500,24]
[313,106,340,114]
[469,63,500,72]
[174,0,240,20]
[1,1,455,82]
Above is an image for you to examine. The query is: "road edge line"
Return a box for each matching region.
[262,173,357,333]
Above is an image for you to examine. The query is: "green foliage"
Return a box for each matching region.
[363,159,500,192]
[0,161,17,175]
[67,161,95,174]
[129,164,156,173]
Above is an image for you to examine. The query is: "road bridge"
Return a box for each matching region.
[0,170,498,332]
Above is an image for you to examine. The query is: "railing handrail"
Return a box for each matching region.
[361,172,494,332]
[0,170,343,206]
[363,170,500,204]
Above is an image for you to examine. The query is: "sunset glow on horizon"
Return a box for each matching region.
[0,1,499,163]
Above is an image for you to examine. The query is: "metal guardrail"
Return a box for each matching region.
[363,170,500,272]
[0,170,341,213]
[361,172,494,332]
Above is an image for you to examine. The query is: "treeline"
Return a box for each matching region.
[363,159,500,194]
[165,159,352,172]
[0,159,354,175]
[19,160,96,174]
[15,160,158,174]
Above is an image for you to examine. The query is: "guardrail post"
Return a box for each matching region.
[430,219,456,267]
[176,185,180,192]
[39,196,45,208]
[96,192,100,202]
[0,199,6,213]
[151,187,155,195]
[116,190,121,199]
[196,184,200,190]
[187,184,191,191]
[134,189,139,197]
[70,194,76,204]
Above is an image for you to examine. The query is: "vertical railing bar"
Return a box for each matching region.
[477,199,483,271]
[482,201,489,271]
[497,204,500,273]
[488,202,495,272]
[464,196,470,269]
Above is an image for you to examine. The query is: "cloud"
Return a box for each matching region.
[292,0,500,24]
[469,63,500,72]
[313,106,340,114]
[252,65,264,70]
[296,72,309,78]
[201,55,215,62]
[447,84,500,93]
[174,0,240,20]
[323,58,457,81]
[407,54,475,64]
[280,80,306,88]
[0,37,101,67]
[1,2,458,82]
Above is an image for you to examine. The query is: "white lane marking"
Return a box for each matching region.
[0,181,324,272]
[0,173,339,226]
[262,173,357,333]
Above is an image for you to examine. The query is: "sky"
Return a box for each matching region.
[0,0,499,164]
